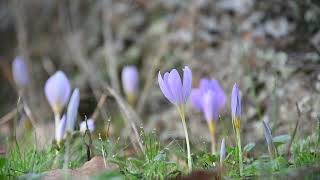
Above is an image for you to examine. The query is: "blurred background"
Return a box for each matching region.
[1,0,320,151]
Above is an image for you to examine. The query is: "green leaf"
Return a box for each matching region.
[272,135,290,146]
[243,143,256,153]
[0,157,6,168]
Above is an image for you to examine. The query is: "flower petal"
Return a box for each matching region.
[44,71,71,113]
[12,56,29,88]
[203,91,219,122]
[182,66,192,102]
[122,66,139,96]
[210,79,226,111]
[56,114,66,142]
[231,83,241,119]
[190,89,203,111]
[158,71,174,103]
[168,69,183,104]
[66,88,80,131]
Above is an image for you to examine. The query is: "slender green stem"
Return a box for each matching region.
[178,105,192,172]
[233,117,243,176]
[236,129,243,176]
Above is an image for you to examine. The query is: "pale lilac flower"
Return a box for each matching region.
[44,71,71,114]
[66,88,80,132]
[220,138,226,165]
[158,66,192,105]
[12,56,29,88]
[56,115,66,142]
[158,66,193,171]
[191,78,226,122]
[231,83,241,119]
[80,119,95,133]
[121,66,139,97]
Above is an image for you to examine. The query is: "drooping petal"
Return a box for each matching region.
[182,66,192,102]
[44,71,71,114]
[168,69,183,104]
[56,114,66,142]
[66,88,80,132]
[121,66,139,96]
[158,71,175,103]
[12,56,29,88]
[80,119,95,133]
[231,83,241,119]
[190,89,203,111]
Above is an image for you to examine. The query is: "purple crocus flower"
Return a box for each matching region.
[231,83,241,120]
[66,88,80,132]
[12,56,29,89]
[191,78,226,122]
[158,66,192,105]
[80,119,95,133]
[44,71,71,114]
[121,66,139,98]
[56,114,66,142]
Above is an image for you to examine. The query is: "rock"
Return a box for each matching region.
[41,156,118,180]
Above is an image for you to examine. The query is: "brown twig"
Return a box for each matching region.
[102,0,120,92]
[286,102,302,158]
[137,38,168,114]
[63,32,144,154]
[90,93,108,120]
[0,107,20,126]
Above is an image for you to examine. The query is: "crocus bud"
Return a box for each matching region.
[231,83,241,132]
[44,71,71,114]
[12,56,29,89]
[56,114,66,142]
[80,119,95,133]
[158,66,192,105]
[121,66,139,104]
[220,138,226,165]
[66,88,80,132]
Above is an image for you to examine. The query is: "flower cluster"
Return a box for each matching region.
[158,66,243,173]
[44,71,94,143]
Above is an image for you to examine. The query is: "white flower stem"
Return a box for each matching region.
[178,105,192,172]
[54,113,60,142]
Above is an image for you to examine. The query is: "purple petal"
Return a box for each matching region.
[66,88,80,131]
[80,119,95,133]
[158,71,175,103]
[190,89,203,111]
[56,114,66,142]
[44,71,71,113]
[121,66,139,96]
[203,91,219,122]
[210,79,226,110]
[231,83,241,119]
[168,69,183,104]
[182,66,192,103]
[12,56,29,88]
